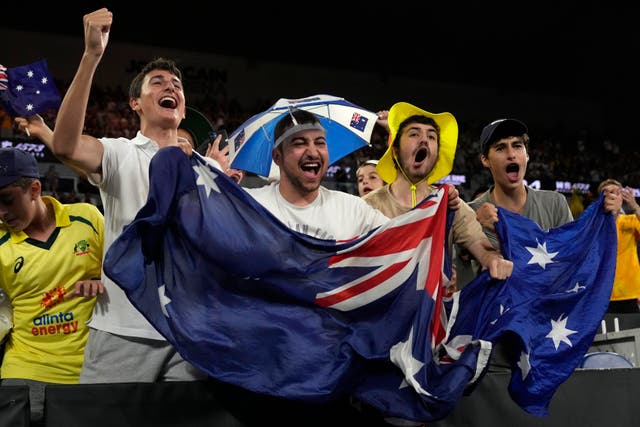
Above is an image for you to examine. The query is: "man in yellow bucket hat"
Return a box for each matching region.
[374,102,458,207]
[363,102,513,284]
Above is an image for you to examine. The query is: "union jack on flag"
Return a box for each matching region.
[0,64,8,90]
[0,64,8,109]
[350,111,368,131]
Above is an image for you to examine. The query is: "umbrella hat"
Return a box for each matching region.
[377,102,458,184]
[229,95,377,177]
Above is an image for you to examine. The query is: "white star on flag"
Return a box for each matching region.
[490,303,509,325]
[545,314,577,350]
[567,282,586,293]
[518,350,531,380]
[158,284,172,317]
[526,240,558,269]
[193,160,222,196]
[390,327,432,396]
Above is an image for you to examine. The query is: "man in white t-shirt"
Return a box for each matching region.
[246,109,388,240]
[50,8,230,383]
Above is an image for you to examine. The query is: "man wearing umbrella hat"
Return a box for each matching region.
[246,108,389,241]
[362,102,512,282]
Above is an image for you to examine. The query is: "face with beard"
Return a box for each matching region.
[393,122,439,183]
[273,128,328,198]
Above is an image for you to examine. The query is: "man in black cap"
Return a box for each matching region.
[469,118,574,253]
[454,118,574,289]
[454,118,622,371]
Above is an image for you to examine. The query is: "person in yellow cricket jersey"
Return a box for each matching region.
[0,147,104,426]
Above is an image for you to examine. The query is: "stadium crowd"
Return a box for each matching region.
[2,83,639,206]
[1,6,638,425]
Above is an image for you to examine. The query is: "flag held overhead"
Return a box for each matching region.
[0,59,61,117]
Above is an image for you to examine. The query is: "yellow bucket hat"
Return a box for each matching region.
[377,102,458,184]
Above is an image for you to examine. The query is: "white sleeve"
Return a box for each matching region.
[0,289,13,342]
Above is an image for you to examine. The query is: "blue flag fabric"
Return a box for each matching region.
[103,147,616,422]
[0,59,61,117]
[103,147,486,422]
[444,197,616,416]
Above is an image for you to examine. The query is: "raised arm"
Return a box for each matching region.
[51,8,113,176]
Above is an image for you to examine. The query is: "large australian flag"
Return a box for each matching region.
[103,146,616,423]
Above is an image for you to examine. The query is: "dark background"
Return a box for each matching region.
[5,1,638,141]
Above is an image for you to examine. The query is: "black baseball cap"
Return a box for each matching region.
[479,119,528,155]
[0,148,39,187]
[179,107,215,148]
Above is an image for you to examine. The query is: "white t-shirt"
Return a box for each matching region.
[88,133,222,340]
[87,132,162,339]
[246,183,389,241]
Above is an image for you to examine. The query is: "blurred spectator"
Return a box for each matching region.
[355,159,385,197]
[569,188,585,218]
[44,164,60,196]
[0,107,13,137]
[598,179,640,313]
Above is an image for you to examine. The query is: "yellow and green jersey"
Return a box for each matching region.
[0,196,104,383]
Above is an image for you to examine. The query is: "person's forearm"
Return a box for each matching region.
[36,123,54,149]
[468,238,502,269]
[467,238,513,280]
